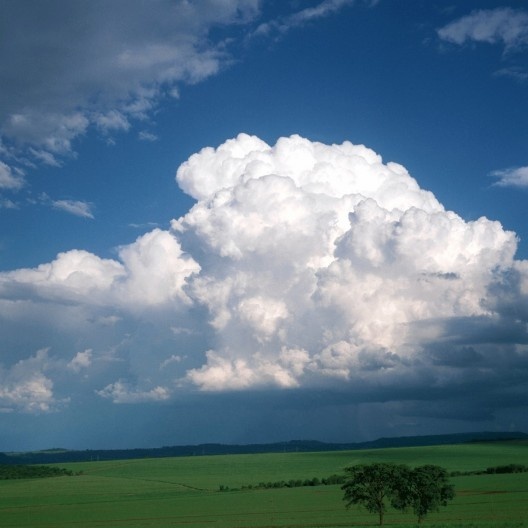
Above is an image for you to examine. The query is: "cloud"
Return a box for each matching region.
[115,228,201,307]
[160,354,183,369]
[0,0,260,174]
[174,134,520,391]
[4,112,90,156]
[52,199,95,219]
[0,198,17,210]
[68,349,93,373]
[253,0,364,38]
[1,134,528,426]
[491,166,528,188]
[96,380,170,404]
[0,228,200,308]
[0,161,24,190]
[138,131,158,142]
[495,66,528,82]
[437,8,528,50]
[28,148,62,167]
[93,111,130,134]
[0,349,61,413]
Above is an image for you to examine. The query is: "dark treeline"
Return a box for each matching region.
[2,431,526,465]
[0,464,74,480]
[219,474,346,492]
[451,463,528,477]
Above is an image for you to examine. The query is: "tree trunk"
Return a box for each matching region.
[379,510,384,525]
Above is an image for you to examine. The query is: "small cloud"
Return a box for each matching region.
[491,166,528,188]
[68,349,93,373]
[138,131,158,142]
[494,66,528,82]
[95,315,122,326]
[0,198,18,209]
[28,148,61,167]
[437,8,528,51]
[160,354,183,369]
[0,161,25,190]
[93,110,130,134]
[286,0,355,27]
[0,349,65,414]
[96,380,170,403]
[171,326,196,336]
[52,199,94,219]
[250,0,360,39]
[128,221,161,229]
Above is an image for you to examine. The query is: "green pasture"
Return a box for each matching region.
[0,440,527,528]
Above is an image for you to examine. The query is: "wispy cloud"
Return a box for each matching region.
[128,221,161,229]
[0,198,17,209]
[138,131,158,142]
[28,148,62,167]
[252,0,362,38]
[495,66,528,82]
[0,161,24,190]
[52,199,94,219]
[96,380,170,404]
[491,166,528,188]
[437,8,528,50]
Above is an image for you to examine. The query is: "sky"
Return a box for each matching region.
[1,0,528,451]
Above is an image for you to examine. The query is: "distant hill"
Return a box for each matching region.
[3,431,527,465]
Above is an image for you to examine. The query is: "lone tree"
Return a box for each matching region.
[341,462,404,526]
[396,464,456,523]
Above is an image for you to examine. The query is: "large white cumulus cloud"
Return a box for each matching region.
[175,134,519,390]
[1,134,527,413]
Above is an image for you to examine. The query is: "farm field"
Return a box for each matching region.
[0,440,527,528]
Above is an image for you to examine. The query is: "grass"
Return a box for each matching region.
[0,440,527,527]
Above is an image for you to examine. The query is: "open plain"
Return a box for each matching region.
[1,440,527,527]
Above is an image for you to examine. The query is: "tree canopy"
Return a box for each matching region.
[399,465,455,523]
[341,462,405,525]
[342,462,455,525]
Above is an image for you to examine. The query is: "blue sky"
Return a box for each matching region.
[1,0,528,451]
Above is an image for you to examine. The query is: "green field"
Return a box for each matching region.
[1,441,527,527]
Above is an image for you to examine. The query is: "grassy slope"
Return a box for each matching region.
[0,440,527,528]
